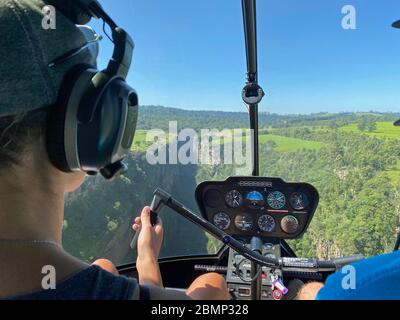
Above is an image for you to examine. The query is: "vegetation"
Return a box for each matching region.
[64,106,400,264]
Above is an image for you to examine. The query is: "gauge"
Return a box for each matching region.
[289,192,309,211]
[234,214,253,231]
[204,189,222,208]
[213,212,231,230]
[225,190,243,208]
[246,191,265,207]
[267,191,286,209]
[258,215,276,232]
[281,215,300,234]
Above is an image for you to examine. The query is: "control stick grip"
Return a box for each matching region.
[129,210,158,250]
[129,191,164,250]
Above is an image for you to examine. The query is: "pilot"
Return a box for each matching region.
[0,0,230,300]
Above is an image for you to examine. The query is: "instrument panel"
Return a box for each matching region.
[195,177,319,239]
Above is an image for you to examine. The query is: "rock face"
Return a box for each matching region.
[63,152,208,265]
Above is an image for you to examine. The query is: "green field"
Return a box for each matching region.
[132,130,149,151]
[133,130,148,144]
[132,122,398,168]
[132,130,173,151]
[340,121,400,139]
[259,134,322,152]
[132,129,323,153]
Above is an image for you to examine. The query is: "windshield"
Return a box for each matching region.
[63,0,400,266]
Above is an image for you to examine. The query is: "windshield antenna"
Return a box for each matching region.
[241,0,265,177]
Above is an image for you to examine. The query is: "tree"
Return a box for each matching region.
[366,121,377,132]
[357,118,367,132]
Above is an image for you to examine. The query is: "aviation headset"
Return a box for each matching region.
[46,0,139,180]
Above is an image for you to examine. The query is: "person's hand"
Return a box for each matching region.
[133,207,164,287]
[133,207,164,262]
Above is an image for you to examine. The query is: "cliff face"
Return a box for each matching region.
[63,152,208,265]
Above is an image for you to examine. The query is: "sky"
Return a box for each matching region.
[90,0,400,114]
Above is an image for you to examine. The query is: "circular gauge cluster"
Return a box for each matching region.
[223,190,311,211]
[197,177,318,239]
[214,212,277,233]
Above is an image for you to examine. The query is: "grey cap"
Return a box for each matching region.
[0,0,97,117]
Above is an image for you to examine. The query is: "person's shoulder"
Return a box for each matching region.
[9,266,138,300]
[317,251,400,300]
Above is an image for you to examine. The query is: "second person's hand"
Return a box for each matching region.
[133,207,164,287]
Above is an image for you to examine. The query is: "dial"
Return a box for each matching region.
[289,192,309,211]
[213,212,231,230]
[281,215,300,234]
[204,189,222,208]
[258,215,276,232]
[246,191,265,207]
[267,191,286,209]
[225,190,243,208]
[234,214,253,231]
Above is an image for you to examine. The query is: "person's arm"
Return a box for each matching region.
[136,255,163,287]
[133,206,164,288]
[132,207,230,300]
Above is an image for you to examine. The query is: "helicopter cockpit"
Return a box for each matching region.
[118,0,375,300]
[41,0,400,302]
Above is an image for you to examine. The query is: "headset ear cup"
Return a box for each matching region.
[47,64,94,172]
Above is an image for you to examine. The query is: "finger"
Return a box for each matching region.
[155,216,163,227]
[132,217,141,229]
[132,224,140,231]
[140,206,151,227]
[154,218,164,237]
[154,224,164,238]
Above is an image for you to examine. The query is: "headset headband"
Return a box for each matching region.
[47,0,103,24]
[47,0,133,77]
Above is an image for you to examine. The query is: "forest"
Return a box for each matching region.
[63,106,400,265]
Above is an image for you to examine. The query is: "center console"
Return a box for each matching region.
[226,240,282,300]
